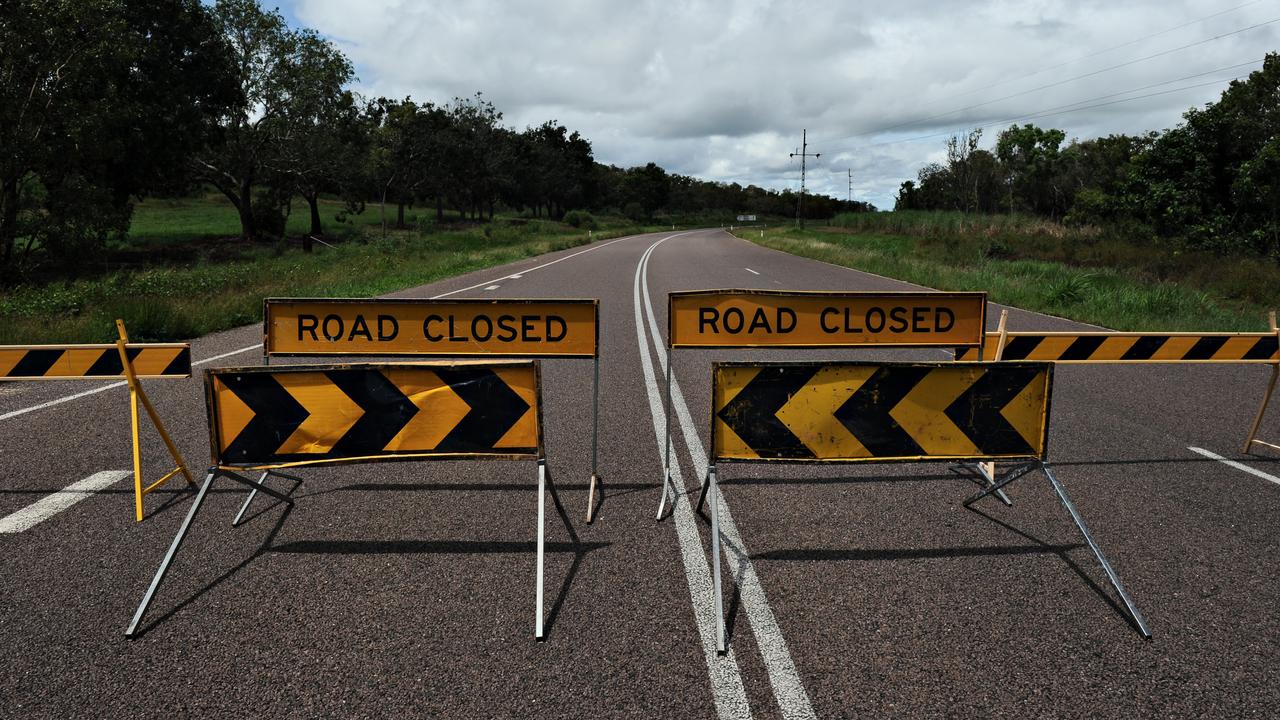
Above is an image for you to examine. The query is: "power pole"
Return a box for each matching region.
[790,129,819,229]
[847,168,853,205]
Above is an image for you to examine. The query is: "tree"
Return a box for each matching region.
[995,124,1066,216]
[0,0,237,276]
[195,0,353,242]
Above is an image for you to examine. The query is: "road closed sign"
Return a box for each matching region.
[668,290,986,348]
[265,298,598,357]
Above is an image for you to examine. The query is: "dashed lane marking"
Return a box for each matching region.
[0,471,131,534]
[1189,447,1280,488]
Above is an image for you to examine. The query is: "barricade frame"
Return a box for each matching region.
[694,359,1149,653]
[126,360,562,642]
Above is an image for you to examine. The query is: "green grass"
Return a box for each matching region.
[1,200,661,343]
[734,221,1278,332]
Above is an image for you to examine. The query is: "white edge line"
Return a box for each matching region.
[633,235,752,720]
[1189,447,1280,487]
[744,268,760,275]
[0,470,131,533]
[642,235,817,720]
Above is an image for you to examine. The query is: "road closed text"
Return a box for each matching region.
[265,299,598,357]
[669,291,986,347]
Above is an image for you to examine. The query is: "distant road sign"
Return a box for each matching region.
[668,290,986,348]
[264,298,597,358]
[736,215,757,222]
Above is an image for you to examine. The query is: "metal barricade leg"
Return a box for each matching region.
[1042,464,1151,639]
[231,470,303,526]
[535,459,547,641]
[586,354,602,523]
[231,470,271,526]
[126,471,217,637]
[962,462,1036,507]
[655,357,676,521]
[695,466,711,514]
[708,464,726,654]
[1243,363,1279,453]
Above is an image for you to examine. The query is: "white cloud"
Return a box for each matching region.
[285,0,1280,210]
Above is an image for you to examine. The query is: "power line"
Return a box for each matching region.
[933,1,1264,106]
[789,129,820,229]
[862,72,1251,150]
[828,14,1280,147]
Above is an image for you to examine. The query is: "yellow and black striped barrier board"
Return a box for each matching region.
[206,360,541,468]
[264,298,598,358]
[712,361,1052,462]
[669,290,987,348]
[0,344,191,380]
[954,332,1280,363]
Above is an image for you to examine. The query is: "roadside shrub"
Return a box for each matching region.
[562,210,598,230]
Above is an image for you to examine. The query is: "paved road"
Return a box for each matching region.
[2,229,1278,718]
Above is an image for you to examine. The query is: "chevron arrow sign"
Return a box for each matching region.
[0,344,190,380]
[712,361,1053,462]
[955,332,1280,363]
[206,361,541,468]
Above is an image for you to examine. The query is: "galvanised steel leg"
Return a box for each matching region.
[655,356,676,521]
[962,462,1036,507]
[231,470,271,526]
[695,465,711,514]
[586,354,601,523]
[974,462,1014,506]
[126,471,217,638]
[709,464,726,654]
[535,460,547,641]
[1042,464,1151,639]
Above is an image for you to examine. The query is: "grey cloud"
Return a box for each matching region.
[290,0,1278,210]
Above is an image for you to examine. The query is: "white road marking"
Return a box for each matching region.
[640,235,817,720]
[0,470,131,533]
[192,344,262,366]
[0,232,646,423]
[484,285,501,291]
[1189,447,1280,487]
[744,267,760,275]
[432,233,635,298]
[507,274,523,279]
[634,235,752,720]
[0,343,265,423]
[0,382,127,422]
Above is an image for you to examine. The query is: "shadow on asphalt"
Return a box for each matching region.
[129,465,599,641]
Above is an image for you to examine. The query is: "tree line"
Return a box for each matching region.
[0,0,863,280]
[895,54,1280,259]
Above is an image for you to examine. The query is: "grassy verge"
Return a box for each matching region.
[2,215,660,344]
[733,220,1278,332]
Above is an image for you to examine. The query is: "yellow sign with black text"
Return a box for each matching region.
[264,298,598,358]
[712,361,1051,463]
[207,360,542,469]
[668,290,986,348]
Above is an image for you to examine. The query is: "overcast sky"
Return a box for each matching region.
[280,0,1279,210]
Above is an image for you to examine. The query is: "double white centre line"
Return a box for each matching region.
[634,233,816,720]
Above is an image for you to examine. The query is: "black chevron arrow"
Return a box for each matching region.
[833,366,931,457]
[326,369,420,457]
[943,366,1043,455]
[432,366,532,452]
[219,373,310,463]
[716,366,818,459]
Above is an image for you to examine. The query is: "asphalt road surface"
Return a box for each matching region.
[2,229,1278,718]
